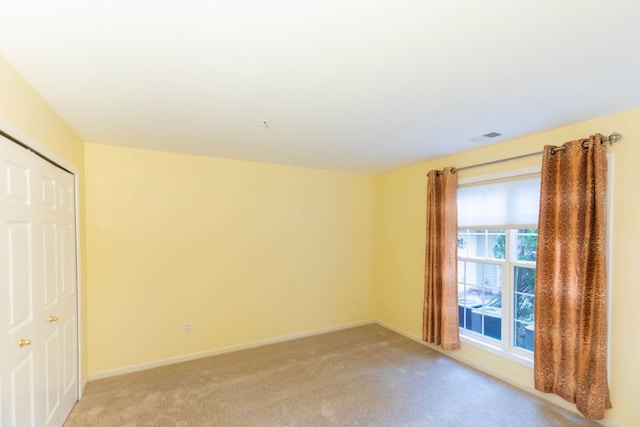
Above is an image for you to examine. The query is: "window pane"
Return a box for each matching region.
[458,231,469,258]
[481,282,502,340]
[468,231,487,258]
[516,229,538,262]
[515,266,536,293]
[472,306,501,340]
[514,321,534,351]
[462,261,480,287]
[460,285,483,307]
[459,285,482,331]
[515,294,535,322]
[489,230,506,260]
[481,263,502,296]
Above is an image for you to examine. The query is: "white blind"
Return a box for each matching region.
[457,176,541,228]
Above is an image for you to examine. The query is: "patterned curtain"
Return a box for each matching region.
[534,134,612,419]
[423,167,459,350]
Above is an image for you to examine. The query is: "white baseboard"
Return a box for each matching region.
[81,377,89,397]
[374,320,622,427]
[87,319,375,381]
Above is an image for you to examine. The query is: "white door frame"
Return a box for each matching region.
[0,118,84,398]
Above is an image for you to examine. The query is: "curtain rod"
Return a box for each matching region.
[454,132,622,173]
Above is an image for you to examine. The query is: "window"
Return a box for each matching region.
[458,229,537,352]
[457,171,540,360]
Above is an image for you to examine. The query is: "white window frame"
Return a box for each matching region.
[457,167,540,367]
[458,228,537,361]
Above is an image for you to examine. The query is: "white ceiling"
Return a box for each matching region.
[1,0,639,173]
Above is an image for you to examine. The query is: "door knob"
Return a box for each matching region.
[19,338,31,347]
[49,315,59,322]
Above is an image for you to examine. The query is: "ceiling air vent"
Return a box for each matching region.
[483,132,502,138]
[469,132,503,143]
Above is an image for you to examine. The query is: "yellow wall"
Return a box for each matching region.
[0,56,88,381]
[374,108,640,426]
[84,143,375,373]
[4,49,638,425]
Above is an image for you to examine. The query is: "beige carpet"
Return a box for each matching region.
[64,324,597,426]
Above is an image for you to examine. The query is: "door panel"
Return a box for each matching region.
[41,175,56,209]
[59,224,74,297]
[45,329,60,424]
[10,352,35,427]
[7,222,32,329]
[4,161,30,204]
[57,182,73,212]
[42,223,58,309]
[62,316,76,395]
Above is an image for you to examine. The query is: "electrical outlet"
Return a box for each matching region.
[183,323,191,334]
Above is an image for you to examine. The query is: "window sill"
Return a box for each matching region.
[460,332,534,369]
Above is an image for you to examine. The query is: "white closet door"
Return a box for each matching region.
[39,149,78,427]
[0,134,78,427]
